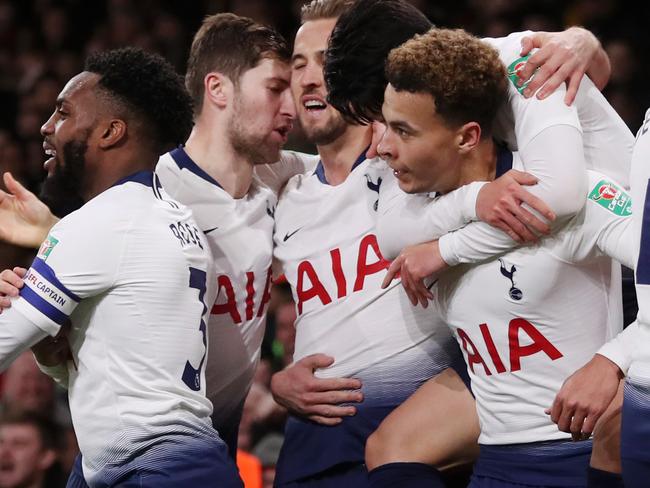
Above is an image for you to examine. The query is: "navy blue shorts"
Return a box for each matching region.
[66,435,242,487]
[469,440,592,487]
[622,380,650,488]
[276,463,368,488]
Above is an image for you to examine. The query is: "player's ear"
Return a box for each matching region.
[97,119,127,149]
[456,121,481,155]
[204,72,232,110]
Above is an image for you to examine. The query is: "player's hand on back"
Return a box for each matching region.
[0,172,59,248]
[0,266,26,313]
[477,169,555,243]
[518,27,606,105]
[270,354,363,426]
[547,353,623,440]
[381,240,445,308]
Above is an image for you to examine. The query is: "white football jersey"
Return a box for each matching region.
[273,155,458,382]
[433,157,634,444]
[155,148,313,427]
[12,172,218,482]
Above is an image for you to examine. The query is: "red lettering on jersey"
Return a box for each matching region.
[508,318,563,371]
[245,271,255,321]
[457,328,492,375]
[296,261,332,314]
[212,275,242,323]
[479,323,507,374]
[257,268,273,318]
[353,234,390,292]
[330,248,347,298]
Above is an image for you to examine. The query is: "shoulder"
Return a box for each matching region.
[482,31,532,66]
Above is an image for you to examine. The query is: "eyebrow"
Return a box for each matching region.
[266,76,290,86]
[291,49,326,62]
[388,120,416,133]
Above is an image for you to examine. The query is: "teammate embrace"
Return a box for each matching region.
[0,1,647,487]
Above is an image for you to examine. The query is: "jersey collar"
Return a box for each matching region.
[170,146,223,189]
[313,146,370,185]
[112,170,155,188]
[495,143,514,178]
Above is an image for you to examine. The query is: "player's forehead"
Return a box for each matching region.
[293,18,338,57]
[240,57,290,86]
[56,72,100,107]
[383,84,436,128]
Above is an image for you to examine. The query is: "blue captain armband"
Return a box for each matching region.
[16,258,80,330]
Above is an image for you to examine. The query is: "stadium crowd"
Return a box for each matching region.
[0,1,648,487]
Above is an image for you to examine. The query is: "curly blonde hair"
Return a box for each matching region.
[386,28,507,136]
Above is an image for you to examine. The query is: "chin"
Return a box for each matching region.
[397,180,415,194]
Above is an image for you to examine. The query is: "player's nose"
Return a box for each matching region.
[40,113,55,137]
[377,128,394,160]
[301,62,323,88]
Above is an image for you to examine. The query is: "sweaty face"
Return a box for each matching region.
[0,424,51,488]
[291,18,347,145]
[228,58,295,164]
[378,84,460,194]
[39,72,100,216]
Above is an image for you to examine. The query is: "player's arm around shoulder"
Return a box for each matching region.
[375,167,485,261]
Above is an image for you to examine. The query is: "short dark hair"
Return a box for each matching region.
[324,0,433,125]
[0,410,61,451]
[85,47,193,153]
[185,13,290,112]
[386,29,508,135]
[300,0,355,22]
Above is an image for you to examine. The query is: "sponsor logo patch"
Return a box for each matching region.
[507,54,536,94]
[37,235,59,261]
[588,180,632,216]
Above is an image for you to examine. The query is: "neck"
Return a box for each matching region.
[84,150,155,201]
[316,125,373,185]
[184,114,254,198]
[455,138,498,189]
[27,473,45,488]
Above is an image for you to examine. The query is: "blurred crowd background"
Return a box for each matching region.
[0,1,648,487]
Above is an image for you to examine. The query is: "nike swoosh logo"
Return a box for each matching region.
[204,226,219,234]
[283,228,302,241]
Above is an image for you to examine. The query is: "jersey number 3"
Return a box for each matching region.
[182,267,208,391]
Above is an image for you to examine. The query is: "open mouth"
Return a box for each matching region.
[43,142,57,173]
[302,95,327,114]
[272,124,292,143]
[390,165,408,179]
